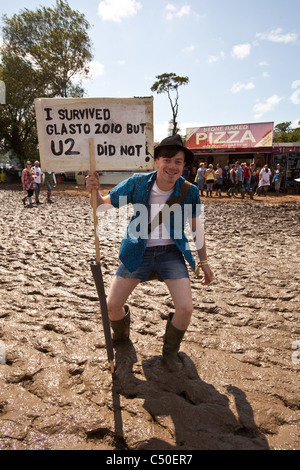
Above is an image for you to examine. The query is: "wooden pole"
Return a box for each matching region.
[89,138,114,374]
[89,138,101,264]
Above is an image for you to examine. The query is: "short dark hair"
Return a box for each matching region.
[155,145,182,159]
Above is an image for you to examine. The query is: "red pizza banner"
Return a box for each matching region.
[186,122,274,150]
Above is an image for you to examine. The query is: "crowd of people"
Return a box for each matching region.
[195,161,283,199]
[19,157,284,208]
[21,160,56,206]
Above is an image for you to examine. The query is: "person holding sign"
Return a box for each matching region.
[86,134,214,372]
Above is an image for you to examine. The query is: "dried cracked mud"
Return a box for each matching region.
[0,185,299,450]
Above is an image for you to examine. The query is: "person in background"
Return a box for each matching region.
[21,161,36,207]
[43,172,56,203]
[273,163,284,196]
[227,163,238,197]
[197,162,206,196]
[205,164,215,197]
[257,164,271,196]
[249,163,257,198]
[241,162,251,199]
[235,161,243,195]
[214,163,223,197]
[32,161,44,204]
[223,165,229,191]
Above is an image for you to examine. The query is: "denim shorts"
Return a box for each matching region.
[116,244,189,281]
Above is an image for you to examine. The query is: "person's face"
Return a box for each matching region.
[155,150,185,189]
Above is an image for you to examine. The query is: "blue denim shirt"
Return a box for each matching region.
[110,171,201,272]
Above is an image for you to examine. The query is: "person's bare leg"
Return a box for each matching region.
[164,278,193,330]
[106,276,140,321]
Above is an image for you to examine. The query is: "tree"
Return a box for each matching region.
[0,57,43,161]
[1,0,92,97]
[0,0,93,163]
[273,121,300,143]
[151,73,189,135]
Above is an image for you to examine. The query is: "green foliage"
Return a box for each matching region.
[273,121,300,143]
[151,73,189,135]
[1,0,92,97]
[0,0,93,163]
[0,57,41,161]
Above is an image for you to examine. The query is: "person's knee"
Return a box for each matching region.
[182,302,193,320]
[174,302,193,327]
[106,297,123,318]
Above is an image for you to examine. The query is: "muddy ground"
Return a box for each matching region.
[0,183,299,450]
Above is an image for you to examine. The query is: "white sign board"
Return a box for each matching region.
[34,96,154,172]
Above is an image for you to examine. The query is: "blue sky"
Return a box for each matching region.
[1,0,300,141]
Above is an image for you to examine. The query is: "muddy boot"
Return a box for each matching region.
[241,190,245,199]
[162,314,186,372]
[110,305,130,344]
[22,196,27,206]
[249,190,254,200]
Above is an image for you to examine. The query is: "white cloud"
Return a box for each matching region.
[165,4,191,21]
[183,44,195,53]
[155,120,190,142]
[155,121,209,142]
[208,55,218,64]
[231,43,251,60]
[290,80,300,105]
[253,94,283,119]
[154,121,169,142]
[231,81,255,94]
[89,61,105,79]
[74,60,104,83]
[291,118,300,128]
[262,71,270,78]
[256,28,298,44]
[258,61,269,67]
[98,0,142,23]
[208,51,225,64]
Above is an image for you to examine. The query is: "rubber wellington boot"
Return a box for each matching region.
[162,314,186,372]
[110,305,130,344]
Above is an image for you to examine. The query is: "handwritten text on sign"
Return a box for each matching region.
[35,97,154,172]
